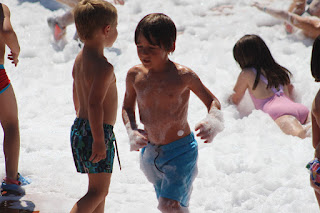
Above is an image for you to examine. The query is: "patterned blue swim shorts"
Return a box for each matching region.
[70,118,115,173]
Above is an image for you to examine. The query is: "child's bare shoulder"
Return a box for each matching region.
[91,57,114,77]
[174,63,201,82]
[239,68,256,80]
[126,64,146,79]
[313,90,320,116]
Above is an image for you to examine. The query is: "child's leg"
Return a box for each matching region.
[0,85,20,181]
[275,115,309,138]
[56,10,74,28]
[288,0,306,15]
[315,190,320,209]
[70,173,111,213]
[158,197,189,213]
[255,3,320,39]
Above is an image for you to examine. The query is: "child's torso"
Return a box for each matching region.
[74,53,118,126]
[133,63,191,145]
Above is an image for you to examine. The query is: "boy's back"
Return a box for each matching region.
[73,49,117,126]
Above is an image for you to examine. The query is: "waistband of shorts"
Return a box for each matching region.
[0,64,4,69]
[153,132,196,151]
[74,117,114,129]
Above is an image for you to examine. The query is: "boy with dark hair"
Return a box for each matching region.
[70,0,118,212]
[123,13,223,212]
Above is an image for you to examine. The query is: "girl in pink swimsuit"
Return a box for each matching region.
[230,34,310,139]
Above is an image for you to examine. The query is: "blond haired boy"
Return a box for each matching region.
[47,0,124,41]
[70,0,118,212]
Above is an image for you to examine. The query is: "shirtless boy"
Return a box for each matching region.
[70,0,118,212]
[122,13,223,212]
[0,3,30,196]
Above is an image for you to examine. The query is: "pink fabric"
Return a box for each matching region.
[249,68,309,124]
[250,92,309,123]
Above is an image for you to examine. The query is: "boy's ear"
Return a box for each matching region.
[169,42,176,53]
[103,25,111,36]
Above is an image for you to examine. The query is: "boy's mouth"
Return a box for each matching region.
[142,59,151,64]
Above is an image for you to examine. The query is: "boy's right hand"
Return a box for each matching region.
[89,141,106,163]
[8,51,19,66]
[129,129,148,151]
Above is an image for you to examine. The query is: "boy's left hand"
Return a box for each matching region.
[89,141,106,163]
[195,121,215,143]
[195,112,224,143]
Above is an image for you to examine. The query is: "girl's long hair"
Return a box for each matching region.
[311,35,320,82]
[233,34,291,90]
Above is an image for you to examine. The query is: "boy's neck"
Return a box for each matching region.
[149,59,172,73]
[83,40,105,56]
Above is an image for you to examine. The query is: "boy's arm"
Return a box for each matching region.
[312,94,320,158]
[187,69,223,143]
[1,4,20,66]
[72,66,79,115]
[122,69,148,151]
[88,65,114,163]
[229,71,249,105]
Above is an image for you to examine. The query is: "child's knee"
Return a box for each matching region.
[158,198,183,213]
[2,121,19,135]
[87,187,109,199]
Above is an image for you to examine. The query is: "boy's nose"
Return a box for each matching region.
[140,48,150,55]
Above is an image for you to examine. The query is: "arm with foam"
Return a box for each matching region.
[195,103,224,143]
[122,68,148,151]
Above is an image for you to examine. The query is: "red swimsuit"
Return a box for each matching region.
[0,65,10,94]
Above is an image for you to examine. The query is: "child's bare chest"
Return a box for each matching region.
[135,74,187,103]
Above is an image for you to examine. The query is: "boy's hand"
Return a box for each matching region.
[195,121,215,143]
[129,129,148,151]
[8,51,19,66]
[195,109,224,143]
[89,141,106,163]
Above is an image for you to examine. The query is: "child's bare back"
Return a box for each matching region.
[73,49,117,126]
[127,61,194,145]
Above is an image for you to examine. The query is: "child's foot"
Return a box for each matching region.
[17,173,31,186]
[0,173,30,196]
[47,17,66,41]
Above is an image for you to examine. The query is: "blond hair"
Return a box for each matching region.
[74,0,117,40]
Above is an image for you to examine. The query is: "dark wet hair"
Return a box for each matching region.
[311,35,320,82]
[233,34,291,90]
[134,13,176,53]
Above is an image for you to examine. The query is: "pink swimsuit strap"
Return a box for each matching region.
[252,68,284,96]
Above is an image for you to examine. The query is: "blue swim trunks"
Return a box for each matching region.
[140,133,198,207]
[70,118,115,173]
